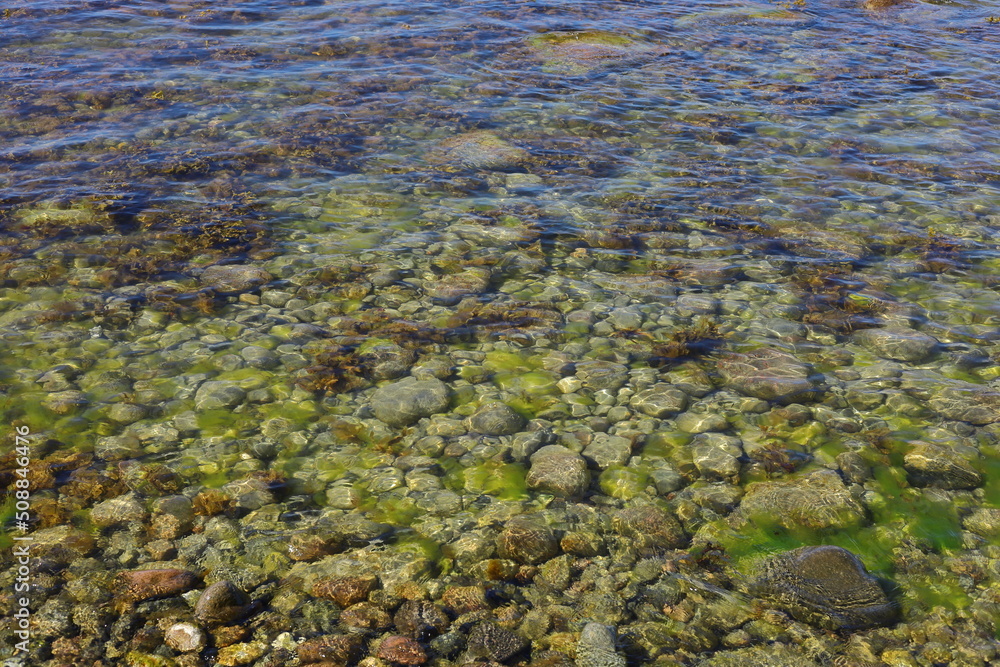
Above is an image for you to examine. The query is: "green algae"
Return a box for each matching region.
[598,466,649,500]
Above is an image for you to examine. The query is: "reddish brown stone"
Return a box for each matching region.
[312,575,378,607]
[376,635,427,665]
[114,569,199,608]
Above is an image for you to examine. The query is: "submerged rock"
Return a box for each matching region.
[199,264,272,292]
[576,623,626,667]
[114,569,199,608]
[611,504,687,549]
[424,266,493,305]
[497,515,559,565]
[854,327,938,362]
[371,377,451,427]
[466,621,528,662]
[526,445,591,498]
[434,131,528,171]
[528,30,667,75]
[195,580,253,625]
[902,441,982,490]
[377,635,428,665]
[734,469,865,531]
[719,348,824,404]
[469,401,525,435]
[747,545,896,630]
[928,382,1000,424]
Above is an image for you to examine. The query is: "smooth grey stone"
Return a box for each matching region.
[469,402,525,435]
[576,623,626,667]
[582,433,632,470]
[194,381,246,410]
[629,385,688,418]
[371,377,450,427]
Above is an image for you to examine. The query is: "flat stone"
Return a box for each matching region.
[629,385,688,417]
[903,440,982,490]
[582,433,632,470]
[928,382,1000,424]
[734,469,865,531]
[576,360,629,391]
[719,348,823,404]
[747,545,896,630]
[199,265,272,292]
[371,377,451,427]
[854,327,938,362]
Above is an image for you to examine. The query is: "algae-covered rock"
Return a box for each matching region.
[734,469,865,531]
[746,545,896,630]
[528,30,666,75]
[902,441,982,490]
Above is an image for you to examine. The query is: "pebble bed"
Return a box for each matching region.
[2,1,1000,666]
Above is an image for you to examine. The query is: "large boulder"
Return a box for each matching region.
[746,545,896,630]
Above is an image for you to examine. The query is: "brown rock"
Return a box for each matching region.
[339,602,391,631]
[312,575,378,607]
[114,569,199,608]
[611,504,687,549]
[377,635,428,665]
[394,600,450,638]
[441,585,489,615]
[497,516,559,565]
[195,580,253,626]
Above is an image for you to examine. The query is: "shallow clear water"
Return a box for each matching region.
[4,0,1000,664]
